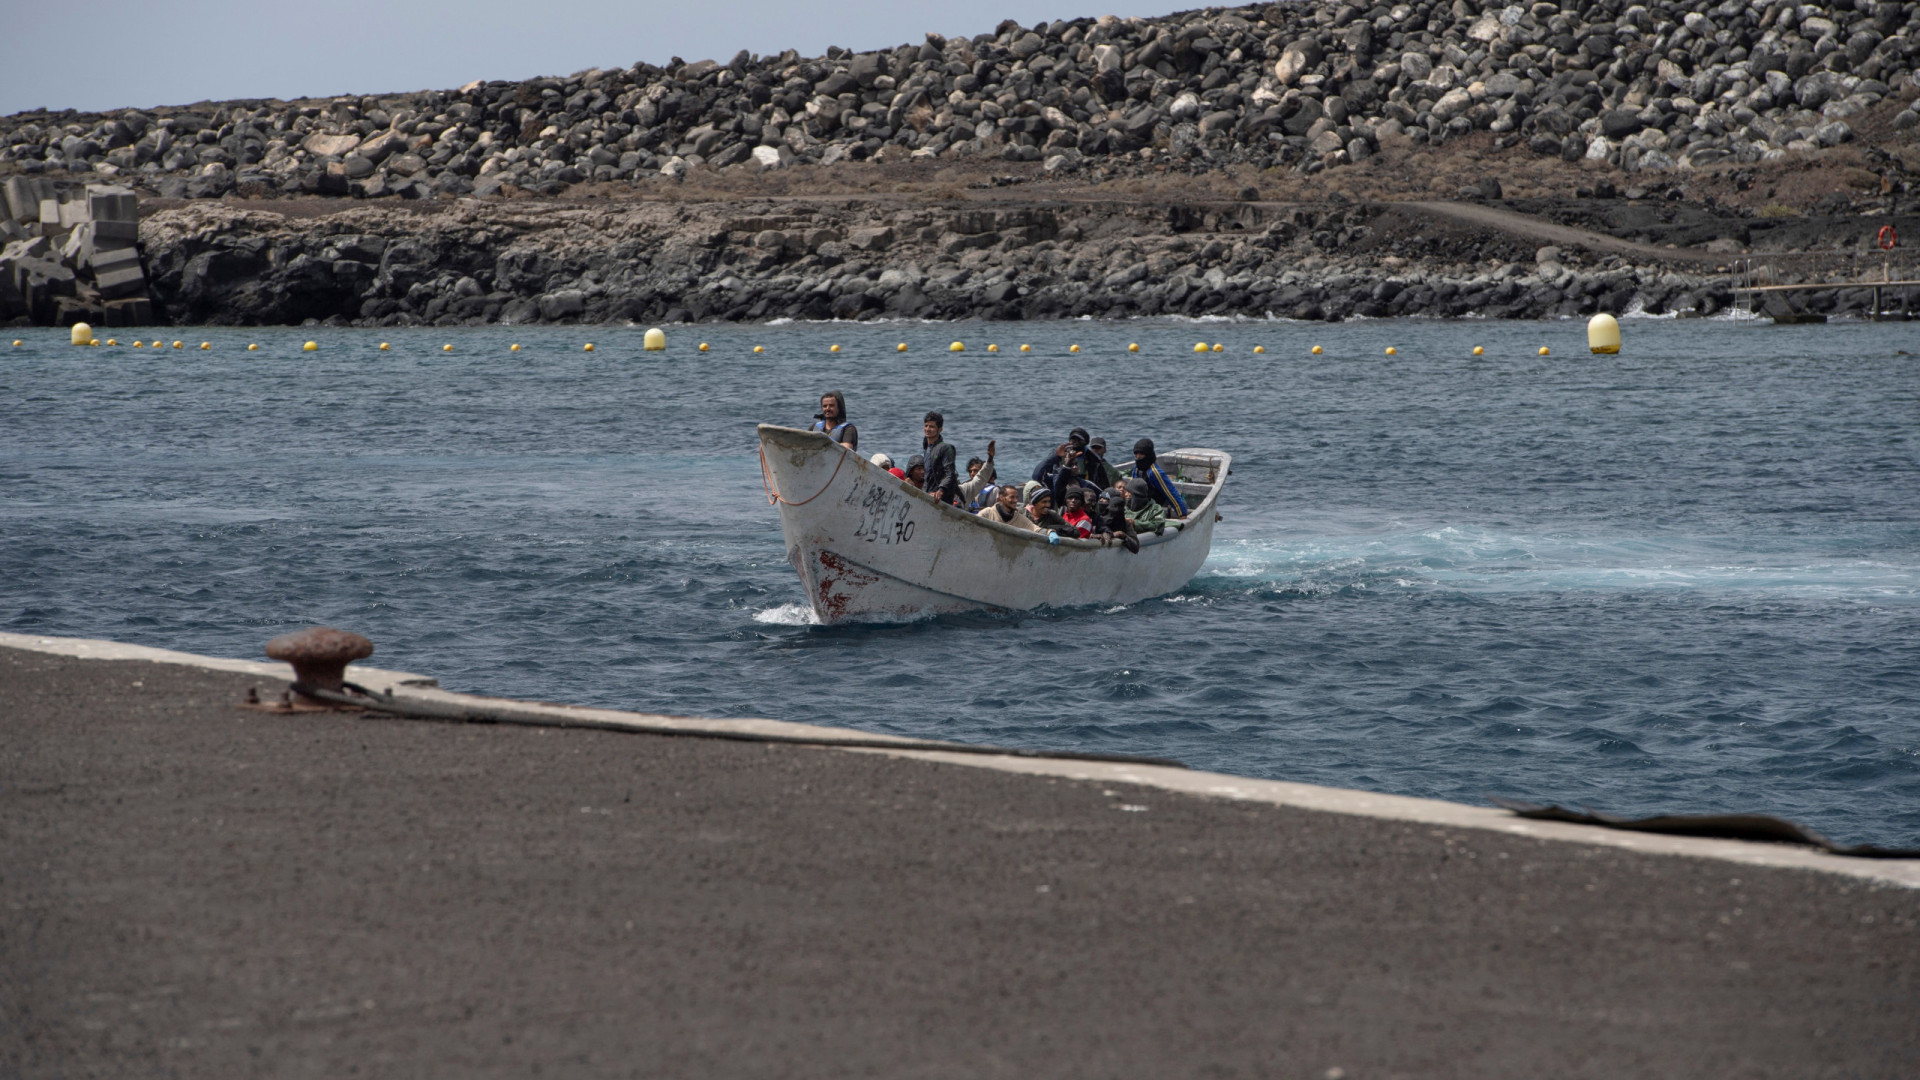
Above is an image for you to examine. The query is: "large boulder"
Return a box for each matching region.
[302,132,362,157]
[848,52,889,87]
[357,129,409,164]
[1431,88,1474,121]
[1274,39,1322,86]
[1599,110,1644,140]
[538,289,586,320]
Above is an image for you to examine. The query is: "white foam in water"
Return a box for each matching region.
[752,603,820,625]
[1202,527,1920,598]
[750,602,939,626]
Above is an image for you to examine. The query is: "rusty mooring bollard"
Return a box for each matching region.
[265,627,374,696]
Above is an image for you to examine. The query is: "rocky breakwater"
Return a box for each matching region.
[1,178,153,327]
[6,1,1920,201]
[136,195,1748,326]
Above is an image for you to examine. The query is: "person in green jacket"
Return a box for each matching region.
[1123,477,1174,535]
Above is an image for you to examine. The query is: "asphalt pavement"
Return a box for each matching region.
[3,644,1916,1079]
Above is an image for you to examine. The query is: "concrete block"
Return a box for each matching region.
[92,219,138,244]
[3,236,52,262]
[89,245,140,278]
[0,265,23,317]
[53,296,106,327]
[39,199,60,226]
[101,296,153,326]
[14,256,77,293]
[60,223,93,265]
[85,185,137,223]
[58,199,88,228]
[3,177,35,221]
[94,262,147,300]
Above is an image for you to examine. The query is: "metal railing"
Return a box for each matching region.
[1729,249,1917,322]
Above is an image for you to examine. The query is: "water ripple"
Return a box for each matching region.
[2,320,1917,847]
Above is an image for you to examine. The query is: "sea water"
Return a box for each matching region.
[3,318,1916,847]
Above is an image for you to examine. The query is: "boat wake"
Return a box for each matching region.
[1197,526,1920,600]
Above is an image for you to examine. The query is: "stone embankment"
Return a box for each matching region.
[5,1,1920,199]
[135,194,1774,327]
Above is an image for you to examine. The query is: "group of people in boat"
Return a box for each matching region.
[809,392,1189,553]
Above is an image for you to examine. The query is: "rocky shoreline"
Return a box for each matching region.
[114,192,1910,327]
[8,0,1920,326]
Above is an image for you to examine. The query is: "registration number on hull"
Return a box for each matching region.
[844,477,917,545]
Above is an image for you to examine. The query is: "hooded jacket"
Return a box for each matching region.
[1129,439,1189,517]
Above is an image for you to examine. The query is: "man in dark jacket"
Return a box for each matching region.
[1031,428,1105,508]
[1130,438,1189,517]
[1083,435,1124,489]
[921,412,961,504]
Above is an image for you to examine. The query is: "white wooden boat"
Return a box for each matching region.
[758,424,1229,622]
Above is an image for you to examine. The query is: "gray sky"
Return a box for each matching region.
[2,0,1177,116]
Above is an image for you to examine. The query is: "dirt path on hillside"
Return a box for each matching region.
[1404,199,1726,263]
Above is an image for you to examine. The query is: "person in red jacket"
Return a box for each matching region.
[1058,487,1095,539]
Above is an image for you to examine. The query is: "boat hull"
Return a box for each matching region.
[758,425,1226,622]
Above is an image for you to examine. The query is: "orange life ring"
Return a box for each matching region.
[1878,224,1898,250]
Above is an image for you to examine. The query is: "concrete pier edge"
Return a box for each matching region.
[5,629,1915,890]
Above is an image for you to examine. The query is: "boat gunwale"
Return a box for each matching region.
[758,424,1229,554]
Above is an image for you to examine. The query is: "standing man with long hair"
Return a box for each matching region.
[811,392,857,450]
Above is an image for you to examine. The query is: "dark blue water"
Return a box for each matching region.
[4,319,1917,847]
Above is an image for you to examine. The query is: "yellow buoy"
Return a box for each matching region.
[1193,342,1208,353]
[1472,345,1484,356]
[1069,344,1080,353]
[829,344,841,352]
[132,340,144,348]
[584,343,595,352]
[1253,345,1265,354]
[1128,343,1139,352]
[753,345,764,353]
[200,342,211,350]
[106,338,118,346]
[987,343,998,352]
[643,327,666,351]
[443,344,453,352]
[510,343,520,351]
[1385,347,1396,356]
[90,339,99,346]
[69,322,92,345]
[1212,343,1224,353]
[302,341,317,352]
[1539,346,1550,356]
[896,343,908,352]
[247,343,258,351]
[1019,344,1031,352]
[172,341,182,349]
[379,343,389,350]
[1587,313,1621,354]
[1311,345,1323,355]
[698,342,710,352]
[10,339,20,347]
[949,341,965,352]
